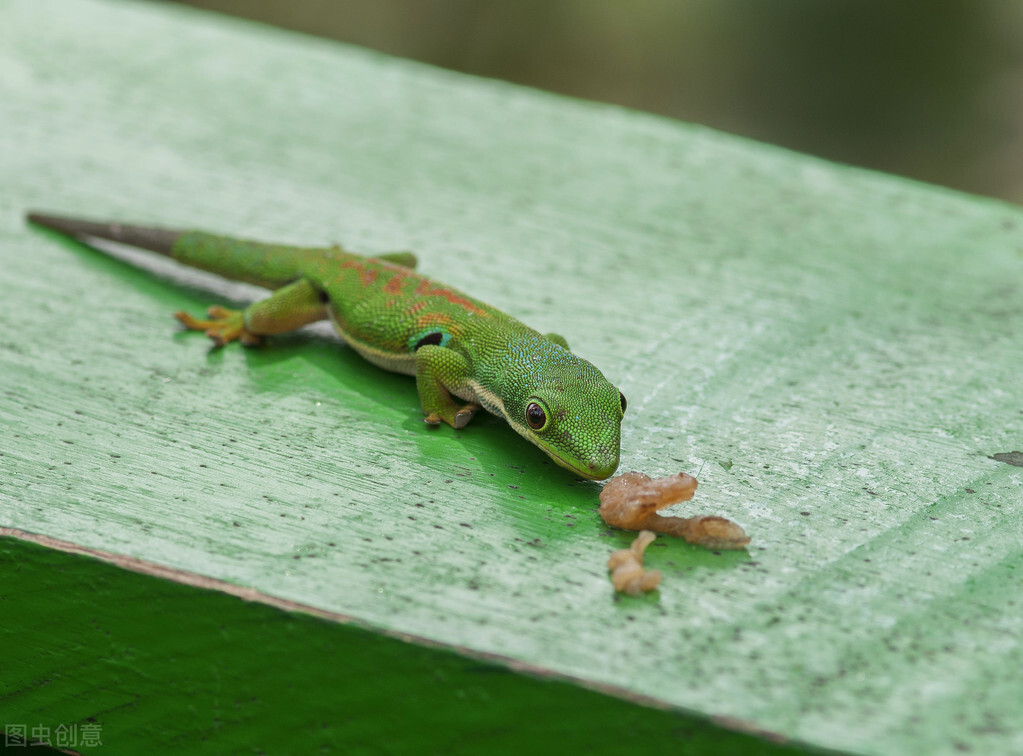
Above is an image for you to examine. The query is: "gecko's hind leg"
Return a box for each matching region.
[175,278,327,348]
[375,251,417,269]
[176,306,260,347]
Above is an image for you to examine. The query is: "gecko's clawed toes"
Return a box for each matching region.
[174,310,201,328]
[423,405,477,429]
[175,305,254,346]
[204,329,229,347]
[453,408,476,429]
[240,332,263,347]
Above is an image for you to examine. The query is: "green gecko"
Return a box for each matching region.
[27,212,626,480]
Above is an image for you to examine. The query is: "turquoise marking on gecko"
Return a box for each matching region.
[26,212,625,479]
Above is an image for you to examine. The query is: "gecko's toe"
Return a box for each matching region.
[453,408,476,429]
[174,310,201,328]
[205,330,229,347]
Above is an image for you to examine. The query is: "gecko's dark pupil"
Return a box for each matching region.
[619,392,627,413]
[526,403,546,430]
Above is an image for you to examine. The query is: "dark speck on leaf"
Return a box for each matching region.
[990,451,1023,467]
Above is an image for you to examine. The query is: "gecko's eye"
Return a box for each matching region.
[619,392,627,413]
[525,402,547,431]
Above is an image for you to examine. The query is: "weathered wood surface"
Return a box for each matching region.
[1,0,1022,753]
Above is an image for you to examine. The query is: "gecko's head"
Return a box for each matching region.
[502,344,625,480]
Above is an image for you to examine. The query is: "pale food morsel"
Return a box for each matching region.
[599,471,750,550]
[607,530,662,596]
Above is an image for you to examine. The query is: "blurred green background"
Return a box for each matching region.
[169,0,1023,205]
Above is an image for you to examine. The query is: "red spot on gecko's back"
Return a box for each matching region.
[413,280,487,316]
[384,274,407,295]
[336,259,379,286]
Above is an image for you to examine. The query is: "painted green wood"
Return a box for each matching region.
[1,0,1021,754]
[2,536,817,755]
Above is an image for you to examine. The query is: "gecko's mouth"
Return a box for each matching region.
[541,445,618,481]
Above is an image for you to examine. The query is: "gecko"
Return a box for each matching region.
[27,212,625,480]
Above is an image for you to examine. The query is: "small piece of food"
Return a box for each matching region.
[607,530,662,595]
[662,514,750,549]
[600,471,698,514]
[599,471,750,550]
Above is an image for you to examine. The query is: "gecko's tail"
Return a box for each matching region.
[26,212,182,256]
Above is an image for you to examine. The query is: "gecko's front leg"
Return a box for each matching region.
[414,344,480,429]
[543,332,570,351]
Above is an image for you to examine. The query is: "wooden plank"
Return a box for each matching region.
[1,536,810,754]
[1,0,1022,753]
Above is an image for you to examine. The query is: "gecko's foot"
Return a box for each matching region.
[423,404,478,429]
[175,306,262,347]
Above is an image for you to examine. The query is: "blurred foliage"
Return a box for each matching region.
[170,0,1023,204]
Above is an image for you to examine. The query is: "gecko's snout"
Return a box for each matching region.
[581,446,620,480]
[587,460,620,481]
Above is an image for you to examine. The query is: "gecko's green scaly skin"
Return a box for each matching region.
[26,214,625,480]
